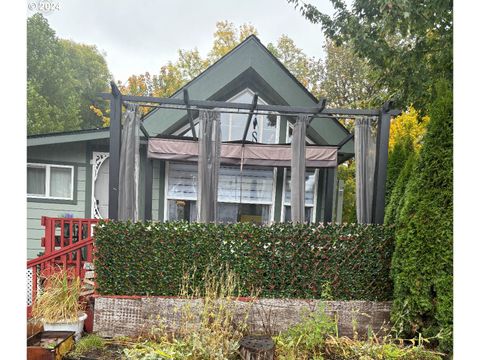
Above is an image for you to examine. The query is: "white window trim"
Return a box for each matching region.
[286,121,316,144]
[27,163,74,200]
[164,161,276,223]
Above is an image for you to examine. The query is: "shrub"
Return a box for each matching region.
[274,306,336,359]
[390,80,453,353]
[94,222,395,300]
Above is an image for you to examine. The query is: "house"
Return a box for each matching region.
[27,35,354,259]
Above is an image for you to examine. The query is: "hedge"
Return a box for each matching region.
[94,222,394,301]
[390,80,453,353]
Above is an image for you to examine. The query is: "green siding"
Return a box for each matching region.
[27,143,89,259]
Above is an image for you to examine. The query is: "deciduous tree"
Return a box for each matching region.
[287,0,453,110]
[27,14,111,134]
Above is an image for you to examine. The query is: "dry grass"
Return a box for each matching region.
[123,266,256,360]
[32,268,83,323]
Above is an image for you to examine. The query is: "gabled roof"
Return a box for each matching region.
[143,35,353,156]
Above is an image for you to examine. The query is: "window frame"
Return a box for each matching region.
[164,161,277,224]
[280,168,318,223]
[175,88,281,144]
[27,162,75,201]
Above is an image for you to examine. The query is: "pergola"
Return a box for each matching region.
[101,81,400,224]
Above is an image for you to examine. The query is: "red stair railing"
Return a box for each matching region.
[27,217,99,317]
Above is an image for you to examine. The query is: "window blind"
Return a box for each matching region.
[167,162,274,204]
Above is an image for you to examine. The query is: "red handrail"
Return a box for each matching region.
[27,238,95,269]
[28,217,99,318]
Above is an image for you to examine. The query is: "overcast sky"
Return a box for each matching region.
[27,0,335,83]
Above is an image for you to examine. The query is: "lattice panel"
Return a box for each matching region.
[27,268,33,306]
[27,267,40,306]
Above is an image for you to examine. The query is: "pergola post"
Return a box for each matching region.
[144,157,153,221]
[108,81,122,220]
[371,102,393,224]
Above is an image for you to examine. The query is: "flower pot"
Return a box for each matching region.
[43,312,87,341]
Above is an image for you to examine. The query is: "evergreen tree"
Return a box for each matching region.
[390,80,453,353]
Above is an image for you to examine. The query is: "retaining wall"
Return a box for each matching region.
[93,296,392,338]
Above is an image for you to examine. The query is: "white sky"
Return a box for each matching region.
[27,0,335,83]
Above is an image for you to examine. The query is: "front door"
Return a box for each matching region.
[91,152,109,219]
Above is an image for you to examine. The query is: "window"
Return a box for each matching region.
[286,122,315,144]
[182,89,279,144]
[166,162,275,224]
[27,163,74,200]
[282,168,317,223]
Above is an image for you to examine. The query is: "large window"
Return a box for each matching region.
[166,162,275,224]
[282,169,318,223]
[27,163,74,200]
[183,89,279,144]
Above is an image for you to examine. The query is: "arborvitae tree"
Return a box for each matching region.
[384,150,417,225]
[390,80,453,353]
[385,137,414,207]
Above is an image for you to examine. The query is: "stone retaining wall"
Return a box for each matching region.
[93,296,392,338]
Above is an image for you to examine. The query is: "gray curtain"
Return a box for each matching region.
[355,117,377,223]
[197,110,221,223]
[118,103,141,221]
[290,114,309,223]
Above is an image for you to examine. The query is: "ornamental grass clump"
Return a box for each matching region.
[32,268,83,323]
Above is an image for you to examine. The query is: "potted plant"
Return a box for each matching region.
[32,268,87,341]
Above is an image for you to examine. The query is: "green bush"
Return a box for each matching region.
[94,222,395,300]
[390,80,453,353]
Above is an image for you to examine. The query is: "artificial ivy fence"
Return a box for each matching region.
[94,221,394,301]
